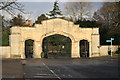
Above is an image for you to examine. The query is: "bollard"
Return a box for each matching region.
[21,59,26,79]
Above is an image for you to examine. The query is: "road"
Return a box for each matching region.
[2,56,120,79]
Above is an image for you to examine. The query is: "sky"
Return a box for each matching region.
[16,0,119,2]
[2,1,104,23]
[20,2,103,22]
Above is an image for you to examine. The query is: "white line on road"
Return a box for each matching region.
[42,63,61,80]
[36,74,52,76]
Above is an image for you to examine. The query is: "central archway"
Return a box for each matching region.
[42,34,72,58]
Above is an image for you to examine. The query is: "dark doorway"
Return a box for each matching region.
[25,39,34,58]
[42,34,71,58]
[80,40,89,57]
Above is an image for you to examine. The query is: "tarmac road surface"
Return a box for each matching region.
[2,56,120,79]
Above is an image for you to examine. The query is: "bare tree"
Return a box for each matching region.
[93,2,120,28]
[93,2,120,45]
[0,0,25,16]
[65,2,93,21]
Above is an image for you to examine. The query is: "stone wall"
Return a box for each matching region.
[100,46,108,56]
[0,46,10,58]
[100,45,119,56]
[108,45,119,53]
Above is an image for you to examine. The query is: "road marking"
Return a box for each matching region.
[43,63,61,80]
[36,74,52,76]
[34,76,43,78]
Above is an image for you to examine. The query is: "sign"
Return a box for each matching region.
[106,38,114,57]
[106,40,111,42]
[106,38,114,43]
[111,38,114,40]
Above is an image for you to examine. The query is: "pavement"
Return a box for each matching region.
[1,56,120,79]
[2,59,24,78]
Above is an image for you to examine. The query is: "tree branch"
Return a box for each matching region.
[0,1,16,10]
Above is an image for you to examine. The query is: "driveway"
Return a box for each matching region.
[2,56,120,79]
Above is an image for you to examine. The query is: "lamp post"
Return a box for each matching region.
[110,38,113,57]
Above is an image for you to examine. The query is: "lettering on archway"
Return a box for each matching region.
[10,18,100,59]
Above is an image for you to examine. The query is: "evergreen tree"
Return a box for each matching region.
[47,1,63,18]
[35,14,48,24]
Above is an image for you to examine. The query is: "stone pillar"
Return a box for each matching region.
[10,34,21,59]
[71,41,80,58]
[91,34,100,57]
[33,41,41,58]
[20,41,25,59]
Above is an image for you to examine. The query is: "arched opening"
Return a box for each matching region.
[42,34,72,58]
[79,40,89,58]
[25,39,34,58]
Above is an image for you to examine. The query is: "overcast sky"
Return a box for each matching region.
[2,2,103,23]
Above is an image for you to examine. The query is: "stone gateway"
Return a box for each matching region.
[9,18,100,59]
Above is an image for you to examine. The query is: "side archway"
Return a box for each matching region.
[25,39,34,58]
[79,40,89,57]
